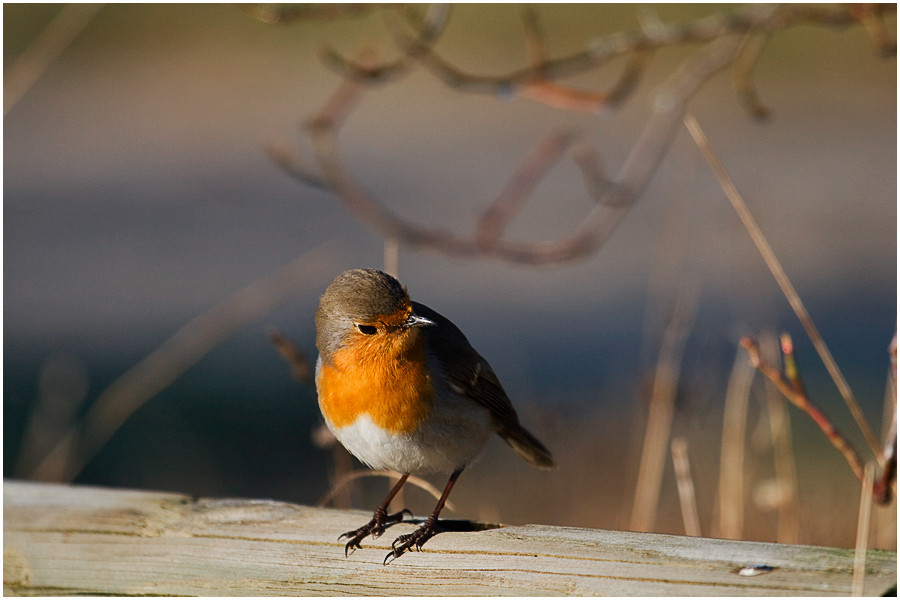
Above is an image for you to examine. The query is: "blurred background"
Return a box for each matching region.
[4,4,896,550]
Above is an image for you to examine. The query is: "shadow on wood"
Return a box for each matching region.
[3,480,896,596]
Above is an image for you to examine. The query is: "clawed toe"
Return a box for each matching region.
[383,518,439,564]
[339,508,412,556]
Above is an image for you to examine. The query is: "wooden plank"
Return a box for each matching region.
[3,480,896,596]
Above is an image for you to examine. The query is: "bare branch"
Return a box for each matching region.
[732,31,772,119]
[848,3,897,56]
[321,4,451,86]
[518,50,649,114]
[244,4,378,25]
[521,5,547,72]
[335,5,785,91]
[475,130,577,249]
[741,336,891,504]
[320,5,893,108]
[571,144,611,202]
[273,4,893,269]
[296,35,743,266]
[515,6,649,114]
[265,140,325,188]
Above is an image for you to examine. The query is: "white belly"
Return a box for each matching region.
[327,399,493,475]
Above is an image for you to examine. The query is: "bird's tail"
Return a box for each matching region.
[500,425,554,469]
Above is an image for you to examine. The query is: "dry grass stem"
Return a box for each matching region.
[683,113,882,461]
[715,346,755,540]
[881,335,898,502]
[4,4,104,116]
[629,278,700,532]
[670,437,702,537]
[14,355,90,477]
[763,364,800,544]
[851,462,876,596]
[28,240,344,482]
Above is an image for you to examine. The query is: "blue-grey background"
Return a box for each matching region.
[4,4,896,548]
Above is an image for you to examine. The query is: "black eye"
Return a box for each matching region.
[355,324,377,335]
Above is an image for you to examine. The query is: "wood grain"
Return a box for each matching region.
[4,480,896,596]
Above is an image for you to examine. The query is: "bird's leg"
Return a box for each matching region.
[340,473,411,556]
[385,469,462,564]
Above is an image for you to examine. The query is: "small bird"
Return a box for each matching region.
[315,268,553,563]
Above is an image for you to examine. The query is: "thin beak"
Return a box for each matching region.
[404,312,435,328]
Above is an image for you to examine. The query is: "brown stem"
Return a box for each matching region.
[741,337,891,503]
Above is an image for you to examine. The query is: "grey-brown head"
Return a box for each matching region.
[315,269,433,361]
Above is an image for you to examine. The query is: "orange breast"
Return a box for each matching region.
[317,329,434,435]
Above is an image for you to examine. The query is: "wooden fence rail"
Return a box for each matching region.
[3,480,896,596]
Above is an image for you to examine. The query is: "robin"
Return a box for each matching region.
[315,268,553,563]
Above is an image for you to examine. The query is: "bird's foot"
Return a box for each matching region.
[339,507,412,556]
[383,516,440,564]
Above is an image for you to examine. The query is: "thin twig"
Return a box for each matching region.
[732,30,771,119]
[684,113,882,461]
[321,5,893,112]
[517,5,648,114]
[521,5,547,73]
[475,130,577,249]
[264,141,324,189]
[741,336,889,504]
[519,50,648,114]
[244,4,377,25]
[320,5,451,86]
